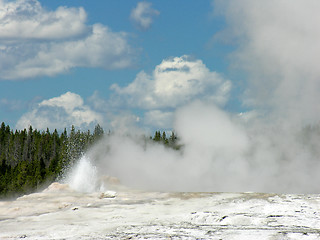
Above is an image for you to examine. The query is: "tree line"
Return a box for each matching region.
[0,122,104,198]
[0,122,179,198]
[152,130,181,150]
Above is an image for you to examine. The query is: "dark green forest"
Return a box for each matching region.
[0,122,179,198]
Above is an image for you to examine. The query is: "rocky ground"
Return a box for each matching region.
[1,183,320,239]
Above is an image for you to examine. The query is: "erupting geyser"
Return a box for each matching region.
[65,155,98,193]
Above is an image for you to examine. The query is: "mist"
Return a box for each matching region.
[63,100,320,194]
[65,0,320,194]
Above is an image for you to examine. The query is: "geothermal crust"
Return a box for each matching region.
[1,182,320,239]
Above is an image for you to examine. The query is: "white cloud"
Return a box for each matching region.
[130,1,159,30]
[0,0,135,80]
[16,92,103,131]
[111,55,231,110]
[144,110,174,129]
[214,0,320,124]
[110,113,141,135]
[39,92,84,113]
[87,91,109,113]
[0,0,88,40]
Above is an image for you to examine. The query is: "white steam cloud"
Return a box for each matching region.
[65,0,320,194]
[214,0,320,124]
[78,100,320,194]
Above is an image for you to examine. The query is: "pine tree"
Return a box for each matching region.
[153,131,161,141]
[93,124,104,141]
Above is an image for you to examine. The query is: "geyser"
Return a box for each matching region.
[70,100,320,194]
[62,0,320,194]
[65,155,98,193]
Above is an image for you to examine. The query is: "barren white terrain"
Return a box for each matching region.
[1,182,320,239]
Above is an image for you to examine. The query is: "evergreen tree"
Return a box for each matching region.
[162,132,168,145]
[0,122,182,198]
[93,124,104,141]
[153,131,161,141]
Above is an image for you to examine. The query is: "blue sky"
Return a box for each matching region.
[1,0,319,132]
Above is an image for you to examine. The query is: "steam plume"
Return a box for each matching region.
[71,99,319,194]
[65,0,320,194]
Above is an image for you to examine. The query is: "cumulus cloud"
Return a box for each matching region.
[130,1,159,30]
[16,92,103,131]
[110,55,231,129]
[0,0,135,80]
[0,0,88,40]
[144,110,174,129]
[214,0,320,125]
[112,55,231,109]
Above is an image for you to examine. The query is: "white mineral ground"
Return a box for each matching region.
[1,182,320,239]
